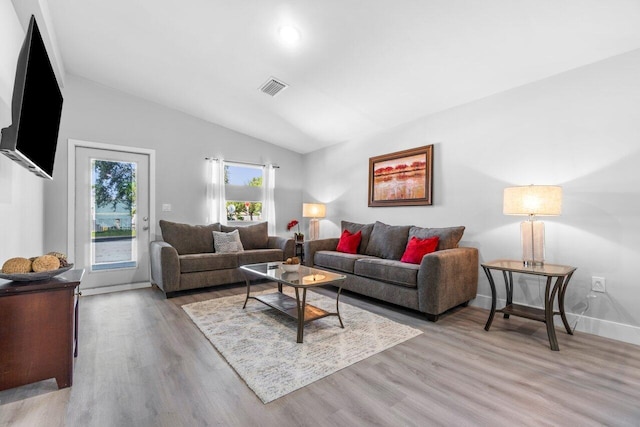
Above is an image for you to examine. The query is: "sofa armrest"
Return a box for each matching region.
[267,236,295,260]
[417,247,479,316]
[149,240,180,294]
[303,238,340,266]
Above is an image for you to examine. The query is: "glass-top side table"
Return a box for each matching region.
[482,259,577,351]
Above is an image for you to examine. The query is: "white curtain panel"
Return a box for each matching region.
[263,165,276,235]
[206,158,227,225]
[218,161,226,225]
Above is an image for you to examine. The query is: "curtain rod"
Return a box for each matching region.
[205,157,280,168]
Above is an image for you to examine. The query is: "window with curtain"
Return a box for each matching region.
[224,162,264,223]
[207,159,276,234]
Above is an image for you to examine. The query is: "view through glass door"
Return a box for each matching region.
[75,146,151,290]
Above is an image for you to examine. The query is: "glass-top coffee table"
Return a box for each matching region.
[240,262,347,343]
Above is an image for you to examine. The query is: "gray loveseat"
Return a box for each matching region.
[150,220,294,297]
[304,221,478,321]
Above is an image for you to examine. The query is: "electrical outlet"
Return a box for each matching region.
[162,203,172,212]
[591,276,606,293]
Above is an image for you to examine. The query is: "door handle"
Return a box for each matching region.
[143,225,149,231]
[143,216,149,222]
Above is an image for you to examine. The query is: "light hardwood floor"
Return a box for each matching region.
[1,283,639,427]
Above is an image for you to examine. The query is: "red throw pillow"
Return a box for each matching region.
[336,230,362,254]
[400,236,440,264]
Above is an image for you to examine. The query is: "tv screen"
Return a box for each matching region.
[0,15,63,179]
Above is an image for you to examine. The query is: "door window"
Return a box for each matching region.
[90,159,138,271]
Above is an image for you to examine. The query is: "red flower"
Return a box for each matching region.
[287,219,300,232]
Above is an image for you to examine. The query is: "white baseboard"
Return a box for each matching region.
[470,295,640,347]
[81,282,151,296]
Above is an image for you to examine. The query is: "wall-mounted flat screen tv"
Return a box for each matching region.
[0,15,63,179]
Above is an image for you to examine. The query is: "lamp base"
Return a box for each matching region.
[521,220,545,266]
[309,218,320,240]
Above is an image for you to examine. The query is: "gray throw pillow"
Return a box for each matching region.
[159,220,221,255]
[364,221,411,260]
[341,220,374,254]
[221,222,269,250]
[409,226,465,250]
[213,229,244,253]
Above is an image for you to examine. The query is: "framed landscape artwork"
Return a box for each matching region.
[368,145,433,207]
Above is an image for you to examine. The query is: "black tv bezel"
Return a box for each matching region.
[0,15,63,180]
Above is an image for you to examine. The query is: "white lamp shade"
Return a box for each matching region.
[302,203,326,218]
[503,185,562,216]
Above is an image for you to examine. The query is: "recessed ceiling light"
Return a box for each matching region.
[278,25,301,45]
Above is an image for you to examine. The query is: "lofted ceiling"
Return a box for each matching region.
[36,1,640,153]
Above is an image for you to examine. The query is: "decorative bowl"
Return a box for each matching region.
[0,264,74,282]
[281,263,300,272]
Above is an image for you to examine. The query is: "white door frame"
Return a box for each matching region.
[67,138,156,287]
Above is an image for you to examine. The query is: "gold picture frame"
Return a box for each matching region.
[368,145,433,207]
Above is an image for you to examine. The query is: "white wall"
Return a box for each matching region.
[5,0,639,345]
[0,0,45,263]
[44,75,304,254]
[303,49,640,344]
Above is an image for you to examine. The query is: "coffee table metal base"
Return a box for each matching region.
[240,263,346,343]
[243,286,344,343]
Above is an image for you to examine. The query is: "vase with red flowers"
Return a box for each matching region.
[287,219,304,242]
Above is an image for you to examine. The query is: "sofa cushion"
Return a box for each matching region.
[336,230,362,254]
[179,253,238,273]
[213,229,244,253]
[314,250,374,274]
[160,220,221,255]
[364,221,411,260]
[221,222,269,250]
[400,236,439,264]
[409,226,465,250]
[341,221,374,254]
[354,258,420,288]
[238,249,284,265]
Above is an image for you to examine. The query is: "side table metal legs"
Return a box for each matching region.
[503,271,512,319]
[483,265,575,351]
[557,272,575,335]
[544,275,575,350]
[483,266,497,331]
[544,276,559,351]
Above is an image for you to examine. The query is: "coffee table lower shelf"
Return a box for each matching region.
[252,292,332,322]
[240,262,346,343]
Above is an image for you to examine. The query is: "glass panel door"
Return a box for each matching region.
[75,146,150,290]
[91,159,137,271]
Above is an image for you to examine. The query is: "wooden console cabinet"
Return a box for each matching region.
[0,269,83,391]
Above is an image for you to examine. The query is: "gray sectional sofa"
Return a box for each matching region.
[304,221,479,321]
[150,220,294,297]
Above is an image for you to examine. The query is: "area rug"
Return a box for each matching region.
[182,289,422,403]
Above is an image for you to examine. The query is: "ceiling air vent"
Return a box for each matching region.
[259,77,288,97]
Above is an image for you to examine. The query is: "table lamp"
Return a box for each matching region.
[302,203,326,240]
[503,185,562,266]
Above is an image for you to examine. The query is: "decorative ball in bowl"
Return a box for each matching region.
[1,252,73,282]
[281,263,300,272]
[282,257,301,272]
